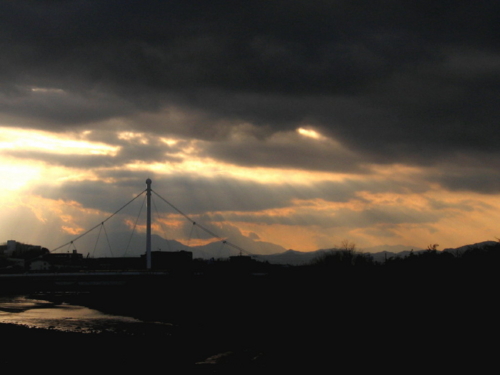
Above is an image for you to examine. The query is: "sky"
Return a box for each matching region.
[1,1,500,256]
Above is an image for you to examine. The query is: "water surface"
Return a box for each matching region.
[0,295,173,335]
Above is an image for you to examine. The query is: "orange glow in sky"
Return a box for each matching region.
[1,123,500,254]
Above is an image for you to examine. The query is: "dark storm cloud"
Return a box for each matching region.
[2,1,500,169]
[0,87,139,127]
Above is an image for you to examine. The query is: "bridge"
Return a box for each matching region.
[48,178,250,268]
[0,179,259,294]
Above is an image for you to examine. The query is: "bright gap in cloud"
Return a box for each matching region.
[161,137,179,146]
[0,127,119,156]
[30,87,65,93]
[0,159,42,191]
[117,131,150,145]
[126,157,352,185]
[297,127,324,140]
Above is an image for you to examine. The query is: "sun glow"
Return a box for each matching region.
[122,154,353,185]
[0,160,43,191]
[297,127,324,140]
[117,131,150,145]
[0,127,119,156]
[161,137,179,146]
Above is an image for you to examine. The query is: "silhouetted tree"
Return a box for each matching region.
[310,241,374,269]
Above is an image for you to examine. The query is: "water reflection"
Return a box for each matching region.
[0,295,173,335]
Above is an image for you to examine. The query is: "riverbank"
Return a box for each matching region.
[0,322,199,370]
[2,266,498,373]
[0,321,335,373]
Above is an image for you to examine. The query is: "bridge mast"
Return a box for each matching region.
[146,178,152,270]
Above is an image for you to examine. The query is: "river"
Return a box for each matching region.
[0,294,176,335]
[0,293,268,371]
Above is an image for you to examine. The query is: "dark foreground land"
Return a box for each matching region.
[1,254,499,373]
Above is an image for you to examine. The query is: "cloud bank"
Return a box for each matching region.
[1,1,500,253]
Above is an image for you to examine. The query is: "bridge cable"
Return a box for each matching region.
[218,240,228,259]
[102,224,114,257]
[67,242,76,253]
[192,222,203,248]
[186,222,196,247]
[124,193,147,256]
[152,195,172,252]
[152,189,250,256]
[50,189,147,253]
[92,223,104,257]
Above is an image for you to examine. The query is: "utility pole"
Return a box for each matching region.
[146,178,152,270]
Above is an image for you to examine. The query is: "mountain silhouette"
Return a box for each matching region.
[81,231,499,266]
